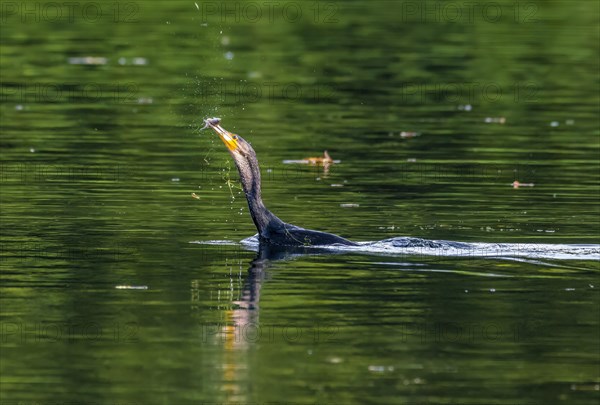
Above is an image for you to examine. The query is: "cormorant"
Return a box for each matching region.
[203,117,356,247]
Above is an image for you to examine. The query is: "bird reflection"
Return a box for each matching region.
[195,244,322,402]
[221,244,323,332]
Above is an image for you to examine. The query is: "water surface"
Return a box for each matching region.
[1,1,599,404]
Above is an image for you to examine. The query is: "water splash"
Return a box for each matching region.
[239,235,600,260]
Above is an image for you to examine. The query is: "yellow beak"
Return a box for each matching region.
[204,118,238,151]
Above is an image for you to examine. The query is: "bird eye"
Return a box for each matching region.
[233,135,238,140]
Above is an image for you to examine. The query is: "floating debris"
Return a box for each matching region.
[283,151,340,176]
[118,57,149,66]
[115,285,148,290]
[400,131,420,138]
[283,151,341,165]
[340,203,360,208]
[281,158,342,166]
[368,365,395,373]
[326,356,343,364]
[224,51,234,60]
[191,193,200,200]
[458,104,472,111]
[571,383,600,391]
[137,97,153,104]
[512,181,534,188]
[388,131,421,138]
[306,150,333,165]
[171,177,180,182]
[550,121,560,127]
[68,56,107,65]
[132,57,148,66]
[484,117,506,124]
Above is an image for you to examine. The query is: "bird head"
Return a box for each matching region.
[203,117,256,157]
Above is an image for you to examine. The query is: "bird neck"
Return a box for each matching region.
[245,193,278,234]
[236,154,283,235]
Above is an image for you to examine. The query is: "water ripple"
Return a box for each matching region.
[239,235,600,260]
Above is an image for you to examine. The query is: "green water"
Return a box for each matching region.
[1,1,599,404]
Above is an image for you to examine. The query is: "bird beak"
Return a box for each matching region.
[203,117,238,151]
